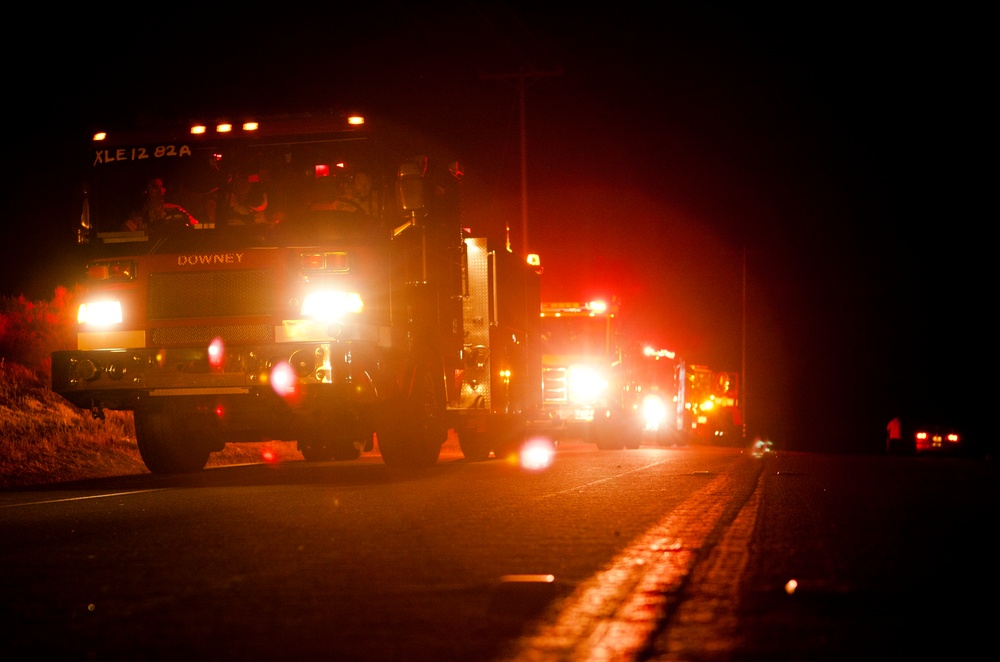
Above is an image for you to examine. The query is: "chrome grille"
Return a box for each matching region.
[148,270,274,319]
[542,367,568,403]
[150,324,274,346]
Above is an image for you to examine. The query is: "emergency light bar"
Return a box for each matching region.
[540,300,616,317]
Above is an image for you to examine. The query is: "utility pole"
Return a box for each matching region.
[741,246,748,441]
[480,65,562,257]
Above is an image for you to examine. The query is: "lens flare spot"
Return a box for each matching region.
[520,437,555,471]
[208,337,225,368]
[270,362,297,397]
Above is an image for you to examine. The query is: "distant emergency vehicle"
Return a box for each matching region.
[625,345,683,446]
[537,299,639,449]
[680,363,742,444]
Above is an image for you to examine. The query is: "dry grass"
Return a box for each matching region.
[0,360,302,489]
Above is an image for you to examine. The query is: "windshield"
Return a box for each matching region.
[540,316,612,357]
[86,132,389,248]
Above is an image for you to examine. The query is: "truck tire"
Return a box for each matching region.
[490,416,527,461]
[624,418,644,449]
[134,408,212,474]
[299,442,335,462]
[376,355,446,469]
[591,418,625,450]
[457,428,492,462]
[298,419,364,461]
[299,437,363,462]
[457,416,526,462]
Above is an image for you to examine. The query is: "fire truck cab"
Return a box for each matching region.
[51,112,541,473]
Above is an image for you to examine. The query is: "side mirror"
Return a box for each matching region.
[398,161,425,212]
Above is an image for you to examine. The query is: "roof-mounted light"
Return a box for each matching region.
[588,300,608,313]
[643,346,676,359]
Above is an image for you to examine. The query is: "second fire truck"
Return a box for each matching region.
[537,299,641,449]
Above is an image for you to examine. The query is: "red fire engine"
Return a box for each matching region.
[536,299,640,449]
[51,112,542,472]
[624,345,684,446]
[678,363,742,444]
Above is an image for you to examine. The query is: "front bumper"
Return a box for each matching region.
[51,340,378,411]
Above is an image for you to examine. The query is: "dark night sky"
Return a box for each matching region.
[4,5,989,452]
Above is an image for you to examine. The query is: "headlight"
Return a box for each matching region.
[300,290,364,322]
[78,300,123,327]
[567,365,607,404]
[640,394,668,430]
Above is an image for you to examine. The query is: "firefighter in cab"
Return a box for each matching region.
[122,177,197,231]
[226,171,269,225]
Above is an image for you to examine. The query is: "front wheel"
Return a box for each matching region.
[376,355,447,469]
[591,417,625,450]
[299,437,363,462]
[457,416,526,462]
[135,408,213,474]
[457,428,492,462]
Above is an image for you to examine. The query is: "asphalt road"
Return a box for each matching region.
[1,442,995,661]
[649,450,1000,661]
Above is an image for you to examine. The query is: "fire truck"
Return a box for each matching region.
[51,112,542,473]
[624,345,684,446]
[537,299,639,449]
[678,363,742,444]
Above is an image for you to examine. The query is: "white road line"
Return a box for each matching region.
[0,489,165,508]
